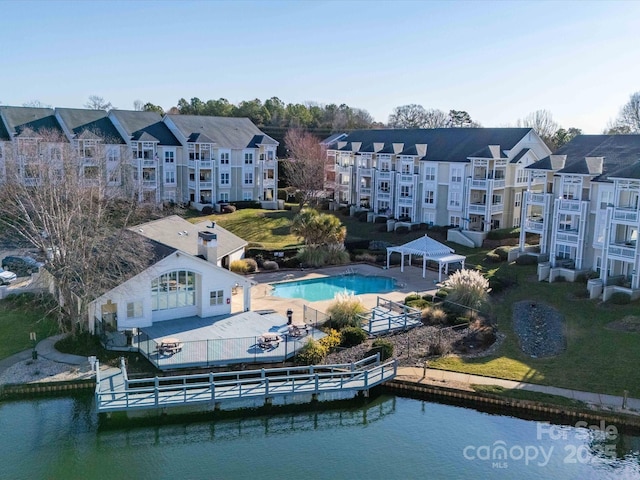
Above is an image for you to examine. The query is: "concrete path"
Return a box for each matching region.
[397,366,640,413]
[0,334,87,377]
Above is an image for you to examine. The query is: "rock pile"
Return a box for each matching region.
[513,301,566,358]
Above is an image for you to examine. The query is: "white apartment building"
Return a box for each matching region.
[518,135,640,300]
[325,128,550,235]
[0,106,278,209]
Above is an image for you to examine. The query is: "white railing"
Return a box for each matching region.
[608,244,637,259]
[142,179,157,187]
[524,219,544,232]
[141,159,157,167]
[199,181,213,189]
[399,174,414,183]
[471,179,487,188]
[359,187,372,195]
[377,192,391,200]
[468,204,486,214]
[199,160,213,169]
[188,160,195,168]
[556,231,579,243]
[188,181,195,189]
[377,171,391,180]
[612,208,639,223]
[493,179,505,189]
[95,355,397,413]
[359,168,373,177]
[398,197,414,206]
[558,200,581,212]
[529,193,546,204]
[490,203,504,214]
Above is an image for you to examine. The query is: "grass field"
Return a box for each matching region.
[0,295,58,359]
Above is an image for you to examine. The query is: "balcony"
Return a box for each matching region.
[143,179,157,187]
[188,180,196,189]
[490,203,504,214]
[199,160,213,169]
[188,160,195,168]
[468,203,486,214]
[359,168,373,177]
[359,187,372,195]
[493,179,505,189]
[377,171,392,180]
[141,159,157,167]
[612,207,639,224]
[608,243,637,259]
[398,197,414,206]
[556,230,579,244]
[529,193,546,204]
[471,179,487,188]
[199,181,213,189]
[524,218,544,232]
[558,199,581,212]
[263,178,276,187]
[399,174,414,183]
[377,192,391,200]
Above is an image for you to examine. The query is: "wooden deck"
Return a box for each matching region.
[95,354,397,413]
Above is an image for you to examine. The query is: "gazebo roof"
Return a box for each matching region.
[386,234,453,257]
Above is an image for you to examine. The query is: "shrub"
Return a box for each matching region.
[435,289,448,299]
[232,200,261,210]
[515,254,537,265]
[487,227,520,240]
[395,226,410,234]
[324,245,350,265]
[327,292,367,329]
[404,294,421,304]
[494,246,510,261]
[354,252,377,263]
[243,258,258,273]
[609,292,631,304]
[262,260,279,271]
[370,339,394,361]
[201,206,214,215]
[374,216,388,224]
[423,307,448,325]
[296,338,328,365]
[488,275,516,295]
[442,269,490,311]
[277,188,288,201]
[485,252,501,264]
[369,240,391,250]
[222,205,237,214]
[230,259,250,273]
[354,211,369,222]
[280,257,299,269]
[296,247,327,267]
[406,299,430,309]
[341,327,368,347]
[319,329,342,349]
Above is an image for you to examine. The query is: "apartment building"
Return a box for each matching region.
[0,106,278,209]
[325,128,550,232]
[163,115,278,209]
[518,135,640,300]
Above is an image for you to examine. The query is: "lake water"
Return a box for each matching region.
[1,394,640,480]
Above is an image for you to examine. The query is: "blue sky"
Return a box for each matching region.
[0,0,638,133]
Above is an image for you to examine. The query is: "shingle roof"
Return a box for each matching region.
[336,128,533,162]
[0,116,10,141]
[510,148,531,164]
[55,108,126,144]
[110,110,180,146]
[399,145,419,156]
[358,143,376,153]
[529,135,610,171]
[131,215,247,260]
[321,132,348,145]
[0,106,65,138]
[188,132,216,144]
[167,115,278,149]
[607,161,640,180]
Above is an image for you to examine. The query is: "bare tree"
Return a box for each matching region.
[0,130,151,334]
[283,129,327,208]
[85,95,113,110]
[388,104,453,128]
[22,100,51,108]
[447,110,481,128]
[516,110,559,147]
[607,92,640,134]
[133,99,144,111]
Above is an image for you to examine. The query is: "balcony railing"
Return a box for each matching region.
[143,179,157,187]
[377,171,391,180]
[612,208,639,223]
[263,179,276,187]
[359,168,373,177]
[399,174,414,183]
[493,179,505,189]
[608,243,637,259]
[359,187,372,195]
[556,231,579,244]
[529,193,546,204]
[188,181,195,189]
[524,218,544,232]
[558,199,581,212]
[199,181,213,189]
[199,160,213,169]
[490,203,504,214]
[141,159,157,167]
[398,197,414,206]
[468,204,486,214]
[471,179,487,188]
[377,192,390,200]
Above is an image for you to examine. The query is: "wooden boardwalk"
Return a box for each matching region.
[95,354,397,413]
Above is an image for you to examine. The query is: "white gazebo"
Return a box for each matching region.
[386,234,466,282]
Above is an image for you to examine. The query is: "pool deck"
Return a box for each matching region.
[244,264,441,326]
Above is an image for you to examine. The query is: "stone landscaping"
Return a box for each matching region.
[512,301,566,358]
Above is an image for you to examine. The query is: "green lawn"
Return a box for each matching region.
[0,296,59,359]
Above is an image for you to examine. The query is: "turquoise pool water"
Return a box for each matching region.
[271,274,397,301]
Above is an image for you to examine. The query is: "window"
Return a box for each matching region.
[243,191,253,201]
[164,150,175,164]
[107,147,118,163]
[51,147,62,162]
[127,301,143,319]
[513,215,520,227]
[267,150,275,161]
[451,167,462,183]
[423,212,435,225]
[220,192,229,202]
[401,163,411,174]
[220,172,230,185]
[151,271,196,311]
[448,191,461,208]
[424,190,435,205]
[557,244,571,259]
[220,152,230,164]
[189,144,210,160]
[400,185,412,198]
[599,190,614,209]
[399,206,411,219]
[379,181,390,192]
[516,168,528,184]
[558,214,574,231]
[210,290,224,306]
[244,172,253,185]
[244,153,254,165]
[424,166,436,181]
[379,160,390,172]
[165,170,176,184]
[492,193,502,205]
[515,192,522,207]
[450,216,461,227]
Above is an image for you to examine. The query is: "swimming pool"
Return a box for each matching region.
[270,274,397,302]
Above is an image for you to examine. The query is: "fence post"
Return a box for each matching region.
[210,373,215,400]
[154,376,159,406]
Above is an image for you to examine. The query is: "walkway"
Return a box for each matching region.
[397,367,640,413]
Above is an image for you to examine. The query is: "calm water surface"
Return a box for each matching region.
[271,275,396,301]
[1,395,640,480]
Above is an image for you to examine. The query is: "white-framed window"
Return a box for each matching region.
[451,167,462,183]
[379,159,390,172]
[220,192,229,202]
[448,191,461,208]
[516,168,528,184]
[423,212,435,225]
[220,172,230,185]
[424,166,436,181]
[599,189,614,209]
[492,193,502,205]
[210,290,224,306]
[127,301,143,319]
[244,172,253,185]
[557,244,572,259]
[401,163,411,174]
[243,191,253,201]
[377,201,390,214]
[220,152,230,164]
[379,181,390,192]
[165,170,176,184]
[400,185,412,198]
[399,206,411,219]
[132,141,155,160]
[450,216,461,227]
[515,192,522,207]
[164,150,175,164]
[267,150,275,161]
[424,190,435,205]
[244,152,254,165]
[80,139,98,158]
[595,256,602,274]
[107,147,119,163]
[107,167,120,186]
[558,214,574,231]
[513,215,520,227]
[151,271,196,311]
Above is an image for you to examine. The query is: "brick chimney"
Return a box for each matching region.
[198,231,218,264]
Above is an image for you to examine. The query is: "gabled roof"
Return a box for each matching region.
[0,115,10,141]
[338,142,354,151]
[358,143,376,153]
[336,128,533,162]
[0,106,65,138]
[131,215,247,260]
[55,108,126,144]
[607,161,640,180]
[321,132,348,145]
[166,115,278,149]
[387,234,453,257]
[510,148,531,164]
[468,145,508,159]
[110,110,180,146]
[188,132,215,144]
[399,145,419,156]
[528,135,610,171]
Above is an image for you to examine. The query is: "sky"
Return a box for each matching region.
[0,0,638,133]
